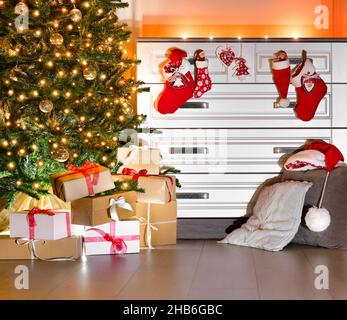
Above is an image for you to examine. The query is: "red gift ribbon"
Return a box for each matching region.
[25,207,71,240]
[67,161,100,196]
[121,168,148,181]
[85,222,139,255]
[121,168,175,202]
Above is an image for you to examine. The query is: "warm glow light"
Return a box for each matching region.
[8,90,14,96]
[182,34,188,39]
[33,183,40,189]
[7,162,16,170]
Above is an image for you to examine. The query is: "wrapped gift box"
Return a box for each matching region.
[10,209,71,240]
[117,147,161,175]
[71,191,136,226]
[51,162,115,202]
[137,201,177,247]
[0,232,82,260]
[84,220,140,256]
[113,174,176,204]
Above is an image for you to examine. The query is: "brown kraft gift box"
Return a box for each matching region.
[136,201,177,247]
[51,163,115,202]
[113,174,176,204]
[0,233,82,260]
[71,191,137,226]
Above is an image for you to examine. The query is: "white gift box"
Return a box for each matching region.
[10,209,72,241]
[84,220,140,256]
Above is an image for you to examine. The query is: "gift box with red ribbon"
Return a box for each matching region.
[50,161,115,202]
[10,207,72,241]
[84,220,140,256]
[113,168,176,205]
[117,147,161,175]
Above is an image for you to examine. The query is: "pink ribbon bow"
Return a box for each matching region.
[85,223,135,256]
[67,161,100,196]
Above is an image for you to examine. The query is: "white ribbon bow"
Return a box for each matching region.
[139,216,159,249]
[109,197,133,221]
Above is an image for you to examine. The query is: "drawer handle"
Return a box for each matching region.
[181,102,209,109]
[273,147,298,154]
[289,57,302,65]
[274,102,296,109]
[169,147,209,154]
[176,193,210,199]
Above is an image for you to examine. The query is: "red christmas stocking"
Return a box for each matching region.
[156,48,196,114]
[291,59,327,122]
[193,49,212,98]
[272,51,291,108]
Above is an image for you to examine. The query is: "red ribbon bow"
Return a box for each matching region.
[67,161,100,196]
[121,168,148,181]
[86,228,128,255]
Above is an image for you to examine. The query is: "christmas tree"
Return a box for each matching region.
[0,0,147,207]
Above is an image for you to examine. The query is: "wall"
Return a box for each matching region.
[119,0,347,38]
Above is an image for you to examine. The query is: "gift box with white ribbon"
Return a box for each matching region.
[71,191,136,226]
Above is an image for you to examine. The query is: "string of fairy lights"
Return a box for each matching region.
[0,0,145,193]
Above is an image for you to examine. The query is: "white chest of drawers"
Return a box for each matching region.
[137,38,347,234]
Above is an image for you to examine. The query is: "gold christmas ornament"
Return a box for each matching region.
[70,8,82,22]
[39,99,54,113]
[83,66,97,80]
[52,146,69,162]
[50,33,64,46]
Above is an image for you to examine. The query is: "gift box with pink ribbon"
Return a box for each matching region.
[10,207,72,241]
[50,161,115,202]
[113,168,176,204]
[84,220,140,256]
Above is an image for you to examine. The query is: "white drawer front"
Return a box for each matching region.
[137,42,255,83]
[138,84,332,128]
[255,42,332,83]
[141,128,332,173]
[175,173,278,218]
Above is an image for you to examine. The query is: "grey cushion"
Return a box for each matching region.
[281,166,347,250]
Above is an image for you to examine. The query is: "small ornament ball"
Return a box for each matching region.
[50,33,64,46]
[52,147,69,162]
[70,8,82,22]
[39,100,54,113]
[83,67,97,80]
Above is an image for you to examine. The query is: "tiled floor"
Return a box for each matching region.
[0,240,346,300]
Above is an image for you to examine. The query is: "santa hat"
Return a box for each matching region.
[303,140,344,233]
[166,48,188,63]
[305,140,344,172]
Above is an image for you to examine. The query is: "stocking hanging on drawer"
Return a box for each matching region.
[271,50,291,108]
[291,52,327,122]
[156,48,196,114]
[193,49,212,98]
